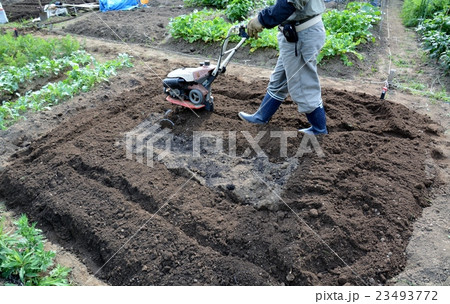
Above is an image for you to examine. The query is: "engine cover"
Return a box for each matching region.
[166,65,215,82]
[163,77,186,90]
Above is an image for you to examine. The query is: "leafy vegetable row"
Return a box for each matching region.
[401,0,449,73]
[0,33,80,69]
[416,11,449,73]
[401,0,448,27]
[184,0,275,22]
[0,50,94,95]
[0,53,133,130]
[319,2,381,65]
[169,2,381,65]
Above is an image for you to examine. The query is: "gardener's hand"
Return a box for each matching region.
[247,17,264,39]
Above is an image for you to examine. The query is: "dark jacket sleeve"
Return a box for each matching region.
[258,0,297,29]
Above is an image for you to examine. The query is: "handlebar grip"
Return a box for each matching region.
[239,26,249,39]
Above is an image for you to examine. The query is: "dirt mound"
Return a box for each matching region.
[0,71,439,285]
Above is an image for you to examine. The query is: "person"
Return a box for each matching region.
[239,0,327,135]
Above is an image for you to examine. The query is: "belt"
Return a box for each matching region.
[294,14,319,25]
[294,15,322,32]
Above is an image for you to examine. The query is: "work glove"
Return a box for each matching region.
[247,16,264,39]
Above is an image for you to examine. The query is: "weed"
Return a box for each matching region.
[397,82,450,103]
[393,58,411,68]
[0,19,34,29]
[408,82,426,90]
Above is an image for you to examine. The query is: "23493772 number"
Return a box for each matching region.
[376,290,438,301]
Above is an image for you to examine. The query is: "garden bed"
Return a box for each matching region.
[0,65,442,284]
[1,0,448,286]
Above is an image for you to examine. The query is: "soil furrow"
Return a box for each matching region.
[69,156,160,214]
[65,149,318,284]
[1,162,280,285]
[0,70,442,285]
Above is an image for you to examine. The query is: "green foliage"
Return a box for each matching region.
[247,28,278,51]
[184,0,229,8]
[226,0,254,22]
[0,19,33,29]
[0,33,80,69]
[318,33,363,66]
[259,0,275,6]
[171,2,381,65]
[1,50,93,95]
[319,2,381,65]
[184,0,275,21]
[169,9,278,50]
[416,11,450,73]
[0,215,71,286]
[325,2,381,42]
[169,9,234,43]
[184,0,274,9]
[0,53,133,130]
[397,83,450,103]
[401,0,449,27]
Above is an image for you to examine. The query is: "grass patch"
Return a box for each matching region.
[392,58,412,68]
[397,83,450,103]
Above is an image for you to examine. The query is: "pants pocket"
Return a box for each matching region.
[298,22,326,63]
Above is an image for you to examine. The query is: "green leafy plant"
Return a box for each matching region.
[416,11,450,73]
[1,50,94,95]
[169,9,236,43]
[0,33,80,69]
[319,2,381,65]
[169,8,278,51]
[401,0,448,27]
[184,0,274,9]
[0,53,133,130]
[226,0,254,22]
[170,2,381,65]
[184,0,229,8]
[247,27,278,51]
[0,215,71,286]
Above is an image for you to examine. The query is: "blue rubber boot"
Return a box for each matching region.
[238,94,282,124]
[299,106,328,135]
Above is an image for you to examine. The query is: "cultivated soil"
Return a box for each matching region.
[0,0,449,286]
[0,54,445,285]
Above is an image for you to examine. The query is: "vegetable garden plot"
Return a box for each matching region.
[0,32,133,130]
[0,71,442,285]
[63,1,382,67]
